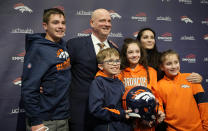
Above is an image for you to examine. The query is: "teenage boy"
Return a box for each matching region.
[88,48,132,131]
[21,8,71,131]
[157,49,208,131]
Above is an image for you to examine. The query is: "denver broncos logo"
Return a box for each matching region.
[204,34,208,40]
[181,84,190,88]
[109,10,122,19]
[13,77,22,86]
[181,16,193,23]
[14,3,33,13]
[56,49,69,60]
[132,89,155,102]
[133,31,139,37]
[56,49,70,71]
[122,86,157,121]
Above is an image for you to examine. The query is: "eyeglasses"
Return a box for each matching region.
[103,59,121,65]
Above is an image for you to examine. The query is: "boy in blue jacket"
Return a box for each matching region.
[89,48,132,131]
[21,8,71,131]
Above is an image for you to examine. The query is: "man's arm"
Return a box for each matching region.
[186,72,203,83]
[21,46,49,127]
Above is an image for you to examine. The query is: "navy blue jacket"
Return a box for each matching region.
[67,36,119,97]
[21,33,71,126]
[66,36,119,130]
[89,71,132,131]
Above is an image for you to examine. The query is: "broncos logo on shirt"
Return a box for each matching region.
[56,49,71,71]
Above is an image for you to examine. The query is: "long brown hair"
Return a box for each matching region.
[120,38,150,83]
[136,28,160,70]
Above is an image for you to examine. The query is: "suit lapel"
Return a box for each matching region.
[85,36,96,59]
[108,40,119,49]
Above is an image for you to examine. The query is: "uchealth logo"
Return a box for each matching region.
[109,10,122,19]
[11,28,33,34]
[158,32,172,42]
[12,51,25,62]
[179,0,192,4]
[204,34,208,40]
[200,0,208,4]
[204,57,208,62]
[182,54,196,63]
[162,0,171,2]
[10,107,25,114]
[108,32,123,38]
[180,35,195,40]
[14,3,33,13]
[76,10,92,16]
[201,18,208,25]
[156,16,172,22]
[13,77,22,86]
[131,12,147,22]
[181,16,193,23]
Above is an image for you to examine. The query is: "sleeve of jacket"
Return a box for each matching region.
[149,68,164,112]
[192,84,208,130]
[89,79,126,121]
[156,81,166,113]
[66,38,76,65]
[21,46,50,126]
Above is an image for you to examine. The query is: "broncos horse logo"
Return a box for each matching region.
[14,3,33,13]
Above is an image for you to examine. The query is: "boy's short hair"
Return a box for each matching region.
[43,8,65,23]
[160,49,180,64]
[96,48,120,64]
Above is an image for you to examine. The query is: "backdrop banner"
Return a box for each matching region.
[0,0,207,130]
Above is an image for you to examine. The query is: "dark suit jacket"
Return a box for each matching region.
[66,35,119,131]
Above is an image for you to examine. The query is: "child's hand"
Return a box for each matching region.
[125,109,132,119]
[157,110,165,123]
[40,87,43,93]
[141,120,154,128]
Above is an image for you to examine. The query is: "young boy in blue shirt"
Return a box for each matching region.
[89,48,132,131]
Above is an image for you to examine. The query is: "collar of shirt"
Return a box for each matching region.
[163,72,181,81]
[91,34,110,54]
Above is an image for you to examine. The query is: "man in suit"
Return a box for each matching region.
[67,8,119,131]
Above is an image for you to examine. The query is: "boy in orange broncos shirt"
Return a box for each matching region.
[88,48,132,131]
[157,49,208,131]
[118,38,165,131]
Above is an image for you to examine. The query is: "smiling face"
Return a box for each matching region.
[160,54,180,79]
[90,9,112,42]
[126,43,141,68]
[43,14,66,43]
[140,30,155,50]
[98,55,120,78]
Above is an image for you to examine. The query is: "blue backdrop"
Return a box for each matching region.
[0,0,208,130]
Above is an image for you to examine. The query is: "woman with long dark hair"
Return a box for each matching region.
[136,27,202,82]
